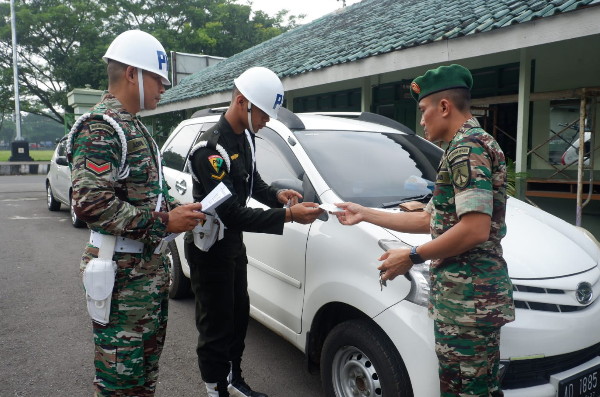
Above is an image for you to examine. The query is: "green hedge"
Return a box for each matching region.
[0,150,54,161]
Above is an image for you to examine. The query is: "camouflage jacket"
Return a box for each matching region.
[425,117,515,327]
[69,93,178,247]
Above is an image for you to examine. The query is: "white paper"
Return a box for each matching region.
[158,183,232,248]
[200,182,232,214]
[319,203,345,213]
[162,232,179,243]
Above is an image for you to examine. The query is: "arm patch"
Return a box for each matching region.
[85,158,112,176]
[208,155,224,173]
[447,146,471,189]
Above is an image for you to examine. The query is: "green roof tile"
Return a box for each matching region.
[160,0,600,106]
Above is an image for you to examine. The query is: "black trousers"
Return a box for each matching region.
[185,231,250,383]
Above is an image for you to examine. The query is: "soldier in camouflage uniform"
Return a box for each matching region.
[69,30,205,396]
[335,64,515,396]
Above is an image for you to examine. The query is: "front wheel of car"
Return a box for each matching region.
[165,241,191,299]
[321,319,413,397]
[70,193,86,228]
[47,183,61,211]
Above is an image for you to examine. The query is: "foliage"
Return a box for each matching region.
[506,157,528,197]
[0,150,54,161]
[0,0,302,129]
[0,112,64,144]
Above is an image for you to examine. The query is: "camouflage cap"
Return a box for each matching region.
[410,64,473,102]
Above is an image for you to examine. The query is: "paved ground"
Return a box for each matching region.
[0,175,322,397]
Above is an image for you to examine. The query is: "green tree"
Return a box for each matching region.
[0,0,301,128]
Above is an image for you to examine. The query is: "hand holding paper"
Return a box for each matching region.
[200,182,232,214]
[332,202,366,226]
[319,203,345,214]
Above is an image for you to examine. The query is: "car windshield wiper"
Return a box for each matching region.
[380,193,432,208]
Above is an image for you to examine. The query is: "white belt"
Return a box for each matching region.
[90,230,144,254]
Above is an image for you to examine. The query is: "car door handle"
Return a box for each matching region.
[175,179,187,195]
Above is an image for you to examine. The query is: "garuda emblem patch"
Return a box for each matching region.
[447,146,471,189]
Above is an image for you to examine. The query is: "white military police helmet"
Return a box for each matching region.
[103,29,171,86]
[234,67,284,119]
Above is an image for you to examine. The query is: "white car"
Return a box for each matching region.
[46,136,86,228]
[561,131,591,166]
[161,109,600,397]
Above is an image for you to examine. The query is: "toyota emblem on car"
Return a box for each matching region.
[576,282,593,305]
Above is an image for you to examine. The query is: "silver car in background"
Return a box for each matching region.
[45,136,86,228]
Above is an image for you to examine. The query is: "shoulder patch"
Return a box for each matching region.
[447,146,471,164]
[208,155,224,173]
[85,158,112,176]
[450,160,470,189]
[127,137,147,154]
[447,146,471,189]
[88,123,114,135]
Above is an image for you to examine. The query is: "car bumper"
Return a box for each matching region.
[373,300,439,397]
[376,297,600,397]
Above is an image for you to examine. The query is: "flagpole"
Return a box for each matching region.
[10,0,22,141]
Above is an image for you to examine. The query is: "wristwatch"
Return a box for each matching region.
[409,245,425,264]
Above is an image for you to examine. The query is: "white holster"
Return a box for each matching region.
[83,234,117,325]
[192,214,225,252]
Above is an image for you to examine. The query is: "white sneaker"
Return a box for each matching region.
[205,381,230,397]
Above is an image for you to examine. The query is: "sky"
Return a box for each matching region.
[243,0,364,23]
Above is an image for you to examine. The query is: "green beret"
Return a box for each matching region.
[410,64,473,102]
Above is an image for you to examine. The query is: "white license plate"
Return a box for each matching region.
[558,363,600,397]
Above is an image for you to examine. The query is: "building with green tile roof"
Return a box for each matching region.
[141,0,600,237]
[145,0,600,114]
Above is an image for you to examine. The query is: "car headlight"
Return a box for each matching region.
[576,226,600,250]
[378,239,431,307]
[498,360,510,384]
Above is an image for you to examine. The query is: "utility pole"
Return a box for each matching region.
[9,0,32,162]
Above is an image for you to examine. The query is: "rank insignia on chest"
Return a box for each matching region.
[85,158,112,176]
[208,155,224,173]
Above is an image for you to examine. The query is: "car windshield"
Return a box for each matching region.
[293,130,442,207]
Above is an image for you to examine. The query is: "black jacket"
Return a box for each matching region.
[188,115,285,235]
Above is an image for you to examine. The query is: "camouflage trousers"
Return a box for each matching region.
[82,247,170,397]
[434,321,503,397]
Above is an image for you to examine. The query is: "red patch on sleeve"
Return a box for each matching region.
[85,158,112,175]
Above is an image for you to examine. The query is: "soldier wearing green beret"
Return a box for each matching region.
[335,64,514,396]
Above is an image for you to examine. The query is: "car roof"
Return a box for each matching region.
[178,110,415,135]
[294,113,410,134]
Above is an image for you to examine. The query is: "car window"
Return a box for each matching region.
[192,122,217,146]
[57,139,68,157]
[254,128,320,203]
[181,122,218,173]
[162,123,203,171]
[255,128,303,183]
[294,130,442,207]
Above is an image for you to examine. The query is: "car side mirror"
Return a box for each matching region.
[56,156,69,166]
[271,178,304,197]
